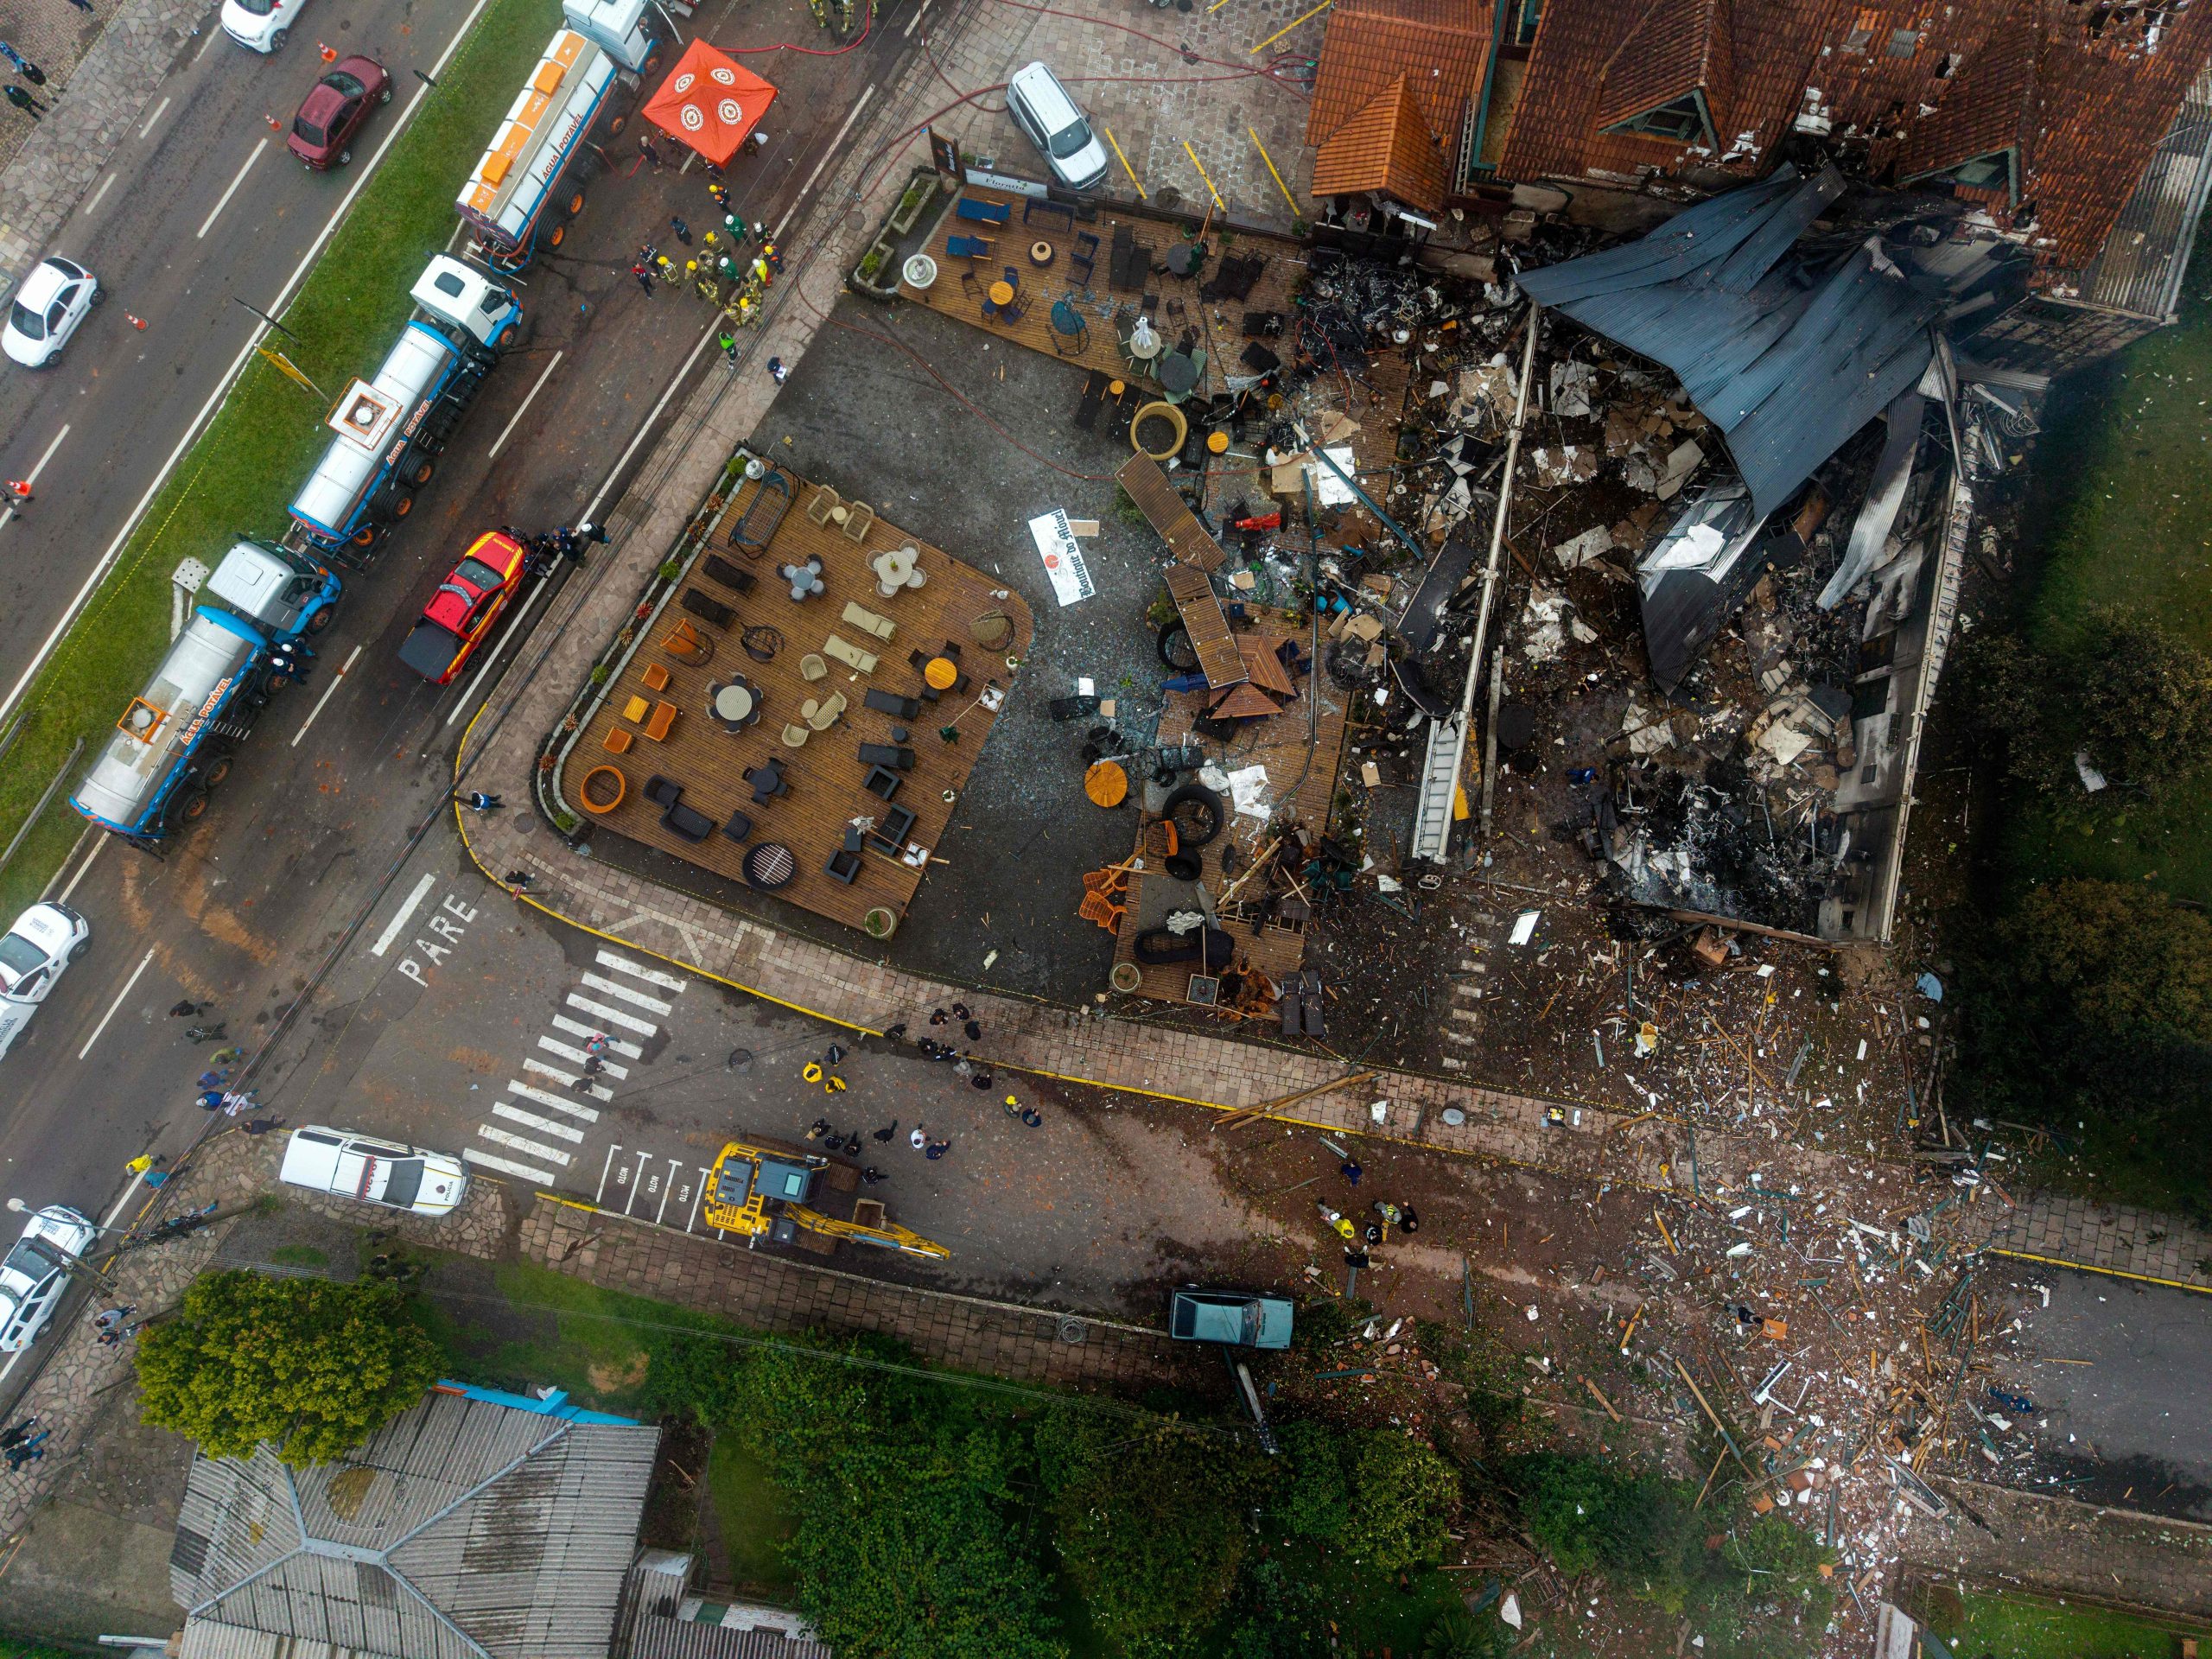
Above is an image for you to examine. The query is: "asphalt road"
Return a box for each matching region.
[0,0,940,1379]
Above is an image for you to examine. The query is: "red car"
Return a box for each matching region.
[287,55,392,169]
[400,531,531,684]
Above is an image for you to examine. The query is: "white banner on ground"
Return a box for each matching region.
[1027,509,1095,607]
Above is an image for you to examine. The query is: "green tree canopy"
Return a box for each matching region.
[2000,878,2212,1045]
[136,1271,441,1465]
[1348,1431,1459,1573]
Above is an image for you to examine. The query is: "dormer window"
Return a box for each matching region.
[1602,91,1717,146]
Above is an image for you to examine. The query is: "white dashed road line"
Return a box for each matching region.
[508,1077,602,1119]
[464,1147,557,1184]
[479,1123,572,1166]
[371,872,438,958]
[492,1102,586,1143]
[565,993,657,1036]
[524,1056,616,1096]
[577,971,673,1015]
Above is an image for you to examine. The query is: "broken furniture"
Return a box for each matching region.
[683,588,737,629]
[969,612,1013,650]
[703,553,756,594]
[662,617,714,664]
[1276,968,1326,1038]
[1133,923,1234,965]
[1069,231,1098,287]
[1162,241,1203,278]
[1050,299,1089,355]
[864,688,919,720]
[745,760,788,803]
[858,742,915,769]
[955,196,1010,225]
[780,556,825,601]
[870,803,918,853]
[869,545,925,597]
[1022,196,1074,232]
[823,633,879,674]
[1084,760,1128,807]
[841,600,897,641]
[1162,563,1247,689]
[1129,400,1185,462]
[1112,454,1226,569]
[742,842,797,889]
[580,766,626,813]
[1157,350,1201,402]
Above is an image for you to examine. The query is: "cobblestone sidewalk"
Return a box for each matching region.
[0,0,203,289]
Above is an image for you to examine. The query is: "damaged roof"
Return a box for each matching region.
[1516,165,2023,518]
[1311,74,1452,211]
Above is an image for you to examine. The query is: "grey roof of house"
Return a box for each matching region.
[170,1389,659,1659]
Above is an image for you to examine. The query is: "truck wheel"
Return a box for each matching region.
[200,753,234,788]
[565,188,586,218]
[169,785,209,826]
[350,523,378,550]
[306,603,334,633]
[547,224,567,249]
[264,668,293,692]
[406,455,435,486]
[607,113,626,137]
[369,488,413,523]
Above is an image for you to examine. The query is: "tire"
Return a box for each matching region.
[379,86,393,104]
[169,785,209,826]
[406,454,435,487]
[607,112,626,137]
[1161,782,1224,849]
[565,188,585,217]
[264,668,292,693]
[67,941,87,965]
[337,148,352,166]
[350,523,378,550]
[88,287,105,307]
[270,28,287,49]
[1156,623,1198,672]
[306,602,334,632]
[200,753,234,788]
[547,223,566,250]
[368,487,413,524]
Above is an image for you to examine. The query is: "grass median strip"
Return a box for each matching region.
[0,0,558,915]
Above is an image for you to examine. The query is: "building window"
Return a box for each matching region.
[1885,27,1918,54]
[1601,92,1714,146]
[1902,147,2018,204]
[1514,0,1542,46]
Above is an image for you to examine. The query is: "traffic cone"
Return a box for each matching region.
[125,313,149,329]
[264,112,282,130]
[318,41,337,61]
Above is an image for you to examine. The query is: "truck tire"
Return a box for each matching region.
[1161,782,1225,849]
[564,188,586,218]
[168,785,209,827]
[547,223,568,250]
[369,487,414,524]
[306,603,334,633]
[350,522,379,550]
[404,454,435,487]
[200,753,234,788]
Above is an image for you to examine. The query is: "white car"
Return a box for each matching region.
[219,0,307,53]
[0,1205,97,1351]
[3,257,100,368]
[0,902,90,1060]
[279,1125,469,1217]
[1005,61,1108,191]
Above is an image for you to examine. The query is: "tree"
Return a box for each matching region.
[1271,1419,1351,1541]
[1347,1432,1459,1573]
[2063,606,2212,791]
[1999,879,2212,1046]
[136,1271,440,1465]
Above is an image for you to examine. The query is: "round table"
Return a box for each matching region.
[1158,352,1198,396]
[1206,429,1230,454]
[743,842,797,890]
[1050,299,1083,338]
[1084,760,1128,808]
[872,546,920,593]
[1163,241,1201,277]
[924,656,958,691]
[714,683,756,725]
[988,280,1015,308]
[1127,327,1163,362]
[1029,239,1054,266]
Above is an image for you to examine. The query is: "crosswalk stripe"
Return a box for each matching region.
[594,949,688,994]
[463,1147,557,1183]
[550,1014,642,1057]
[524,1057,616,1098]
[578,972,674,1015]
[535,1036,629,1077]
[478,1124,573,1166]
[565,993,657,1036]
[492,1102,586,1143]
[510,1078,603,1119]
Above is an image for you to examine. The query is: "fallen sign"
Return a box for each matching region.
[1027,509,1096,607]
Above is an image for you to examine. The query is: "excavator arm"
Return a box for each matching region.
[787,1205,951,1260]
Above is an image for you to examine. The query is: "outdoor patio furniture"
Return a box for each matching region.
[1029,240,1054,266]
[742,625,782,662]
[1239,340,1281,374]
[580,766,626,814]
[858,742,915,770]
[804,486,842,526]
[779,722,810,749]
[921,653,958,691]
[870,545,925,597]
[862,765,903,801]
[602,728,633,754]
[803,690,848,732]
[728,461,794,554]
[864,689,919,719]
[710,680,760,728]
[1023,197,1074,230]
[800,652,830,682]
[703,553,755,594]
[1070,230,1098,287]
[969,611,1013,649]
[643,775,683,810]
[644,702,679,741]
[641,662,671,693]
[721,810,753,842]
[945,233,992,260]
[1163,241,1203,278]
[1050,299,1088,355]
[842,500,875,542]
[826,847,864,884]
[842,600,897,640]
[871,804,917,853]
[743,842,798,890]
[1084,760,1128,807]
[823,633,879,674]
[959,268,982,303]
[1158,350,1201,402]
[623,695,650,722]
[955,197,1010,225]
[745,760,789,801]
[662,618,714,664]
[1077,887,1124,933]
[998,288,1030,324]
[780,556,825,601]
[988,278,1015,310]
[683,588,736,628]
[662,799,715,842]
[1242,309,1283,337]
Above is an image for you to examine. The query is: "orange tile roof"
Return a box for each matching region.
[1896,16,2039,183]
[1593,0,1727,136]
[1311,74,1452,209]
[1306,0,1493,151]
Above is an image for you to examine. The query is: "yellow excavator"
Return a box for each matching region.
[702,1138,950,1260]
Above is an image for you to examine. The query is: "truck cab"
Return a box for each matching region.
[563,0,658,73]
[411,257,521,354]
[205,538,340,639]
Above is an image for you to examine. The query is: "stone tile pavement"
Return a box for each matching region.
[1980,1192,2212,1293]
[521,1196,1197,1389]
[0,0,204,291]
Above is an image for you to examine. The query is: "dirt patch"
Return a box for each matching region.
[588,1352,650,1394]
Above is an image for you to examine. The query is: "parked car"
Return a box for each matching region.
[287,56,393,168]
[3,257,99,368]
[1169,1287,1294,1350]
[278,1126,469,1217]
[0,1204,96,1351]
[398,531,531,684]
[220,0,308,53]
[1005,61,1108,190]
[0,902,90,1060]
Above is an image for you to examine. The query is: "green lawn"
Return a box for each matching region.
[1926,1586,2209,1658]
[0,0,559,916]
[2005,221,2212,900]
[703,1436,798,1596]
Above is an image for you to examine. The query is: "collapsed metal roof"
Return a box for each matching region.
[1516,164,2024,519]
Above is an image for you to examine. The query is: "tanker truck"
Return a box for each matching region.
[71,540,341,848]
[287,254,524,561]
[456,0,661,270]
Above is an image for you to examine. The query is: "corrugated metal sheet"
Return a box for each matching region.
[175,1393,658,1659]
[2082,57,2212,319]
[626,1613,832,1659]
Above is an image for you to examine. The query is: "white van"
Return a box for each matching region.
[279,1126,469,1217]
[0,903,91,1061]
[1005,62,1108,191]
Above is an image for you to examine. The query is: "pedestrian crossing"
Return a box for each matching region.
[460,950,686,1185]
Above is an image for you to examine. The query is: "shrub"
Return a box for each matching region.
[1272,1419,1351,1540]
[1348,1433,1459,1572]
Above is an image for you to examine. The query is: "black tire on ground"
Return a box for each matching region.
[1156,623,1198,671]
[406,454,435,486]
[369,487,414,523]
[270,28,287,48]
[89,287,105,306]
[338,148,352,165]
[1160,782,1225,849]
[306,603,334,632]
[565,188,585,217]
[168,785,209,826]
[67,940,87,964]
[200,753,234,788]
[379,85,393,103]
[547,223,566,249]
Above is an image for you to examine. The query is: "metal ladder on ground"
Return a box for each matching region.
[1409,711,1468,865]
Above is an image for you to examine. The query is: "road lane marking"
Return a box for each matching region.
[654,1156,682,1225]
[622,1149,649,1214]
[486,348,562,461]
[79,946,155,1058]
[138,95,171,139]
[0,0,499,735]
[0,423,70,531]
[685,1166,708,1232]
[564,992,656,1036]
[550,1014,640,1056]
[479,1123,571,1166]
[58,833,105,903]
[535,1035,628,1077]
[775,84,875,240]
[577,971,671,1015]
[594,949,686,992]
[508,1077,603,1117]
[595,1144,620,1204]
[291,643,364,746]
[492,1102,585,1142]
[446,569,550,728]
[82,175,115,218]
[523,1056,616,1096]
[102,1172,145,1229]
[464,1146,556,1183]
[198,138,268,239]
[370,872,438,958]
[903,0,929,36]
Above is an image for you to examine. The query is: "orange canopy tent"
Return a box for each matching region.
[641,40,778,167]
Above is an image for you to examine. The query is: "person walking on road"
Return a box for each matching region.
[576,521,609,547]
[871,1119,898,1143]
[5,84,45,118]
[0,45,47,84]
[208,1046,243,1065]
[455,791,503,812]
[718,331,739,366]
[61,0,94,13]
[766,356,787,385]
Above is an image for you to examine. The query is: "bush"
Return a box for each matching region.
[1273,1419,1351,1540]
[1421,1609,1513,1659]
[1348,1433,1459,1572]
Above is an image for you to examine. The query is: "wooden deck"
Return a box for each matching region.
[898,188,1308,398]
[563,468,1034,934]
[1108,609,1347,1007]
